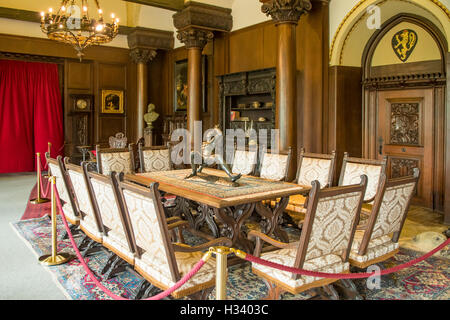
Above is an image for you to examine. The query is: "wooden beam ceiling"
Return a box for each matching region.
[123,0,184,11]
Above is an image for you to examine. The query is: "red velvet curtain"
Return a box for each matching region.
[0,60,64,173]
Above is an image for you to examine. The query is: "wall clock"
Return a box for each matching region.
[71,94,93,112]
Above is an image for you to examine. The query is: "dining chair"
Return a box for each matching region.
[258,148,292,181]
[349,169,419,269]
[249,176,367,300]
[46,153,79,227]
[83,165,137,279]
[231,147,258,176]
[278,148,337,214]
[339,153,387,216]
[114,174,233,300]
[138,142,173,173]
[65,160,105,256]
[96,143,135,176]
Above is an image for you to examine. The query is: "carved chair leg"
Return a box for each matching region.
[80,239,102,258]
[335,279,364,300]
[322,284,340,300]
[103,256,127,280]
[100,251,117,275]
[261,278,284,300]
[77,235,91,251]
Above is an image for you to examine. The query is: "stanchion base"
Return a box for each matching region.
[30,197,50,204]
[39,253,73,266]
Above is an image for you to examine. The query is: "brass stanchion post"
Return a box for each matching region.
[43,142,52,179]
[30,152,50,204]
[213,246,231,300]
[39,176,72,266]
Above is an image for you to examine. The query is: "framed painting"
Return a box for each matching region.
[173,57,207,113]
[101,90,124,114]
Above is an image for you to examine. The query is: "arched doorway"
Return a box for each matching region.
[362,14,448,210]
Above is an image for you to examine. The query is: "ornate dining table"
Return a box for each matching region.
[125,168,310,252]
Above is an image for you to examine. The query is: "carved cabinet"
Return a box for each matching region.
[68,94,94,164]
[217,68,276,148]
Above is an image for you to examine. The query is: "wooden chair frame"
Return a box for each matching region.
[82,164,137,263]
[137,142,174,173]
[351,169,420,268]
[257,147,292,182]
[95,143,136,175]
[115,175,233,299]
[249,176,367,297]
[295,148,337,187]
[338,153,387,203]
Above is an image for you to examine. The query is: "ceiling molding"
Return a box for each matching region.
[123,0,184,12]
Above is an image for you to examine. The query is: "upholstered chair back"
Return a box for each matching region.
[86,171,129,246]
[138,143,172,173]
[339,154,387,202]
[96,144,135,176]
[116,179,178,282]
[232,149,257,176]
[296,177,367,268]
[355,170,419,256]
[67,162,103,237]
[259,148,292,181]
[47,157,71,204]
[296,149,336,187]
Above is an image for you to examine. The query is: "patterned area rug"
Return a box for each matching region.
[10,216,450,300]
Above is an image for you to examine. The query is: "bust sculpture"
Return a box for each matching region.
[144,103,159,130]
[185,125,242,184]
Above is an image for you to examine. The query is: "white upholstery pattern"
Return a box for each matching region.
[350,231,399,263]
[260,153,289,181]
[100,152,132,175]
[48,162,70,205]
[297,157,332,187]
[305,192,362,261]
[342,163,382,201]
[90,178,131,256]
[68,169,102,238]
[142,149,171,172]
[232,150,257,176]
[371,182,415,239]
[252,249,349,289]
[123,189,216,294]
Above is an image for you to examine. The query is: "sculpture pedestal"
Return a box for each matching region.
[144,128,153,147]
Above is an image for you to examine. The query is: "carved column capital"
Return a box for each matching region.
[260,0,312,24]
[177,28,214,49]
[130,48,157,64]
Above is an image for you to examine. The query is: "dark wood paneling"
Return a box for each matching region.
[99,63,127,89]
[67,62,92,90]
[329,66,363,185]
[98,117,126,142]
[371,60,443,78]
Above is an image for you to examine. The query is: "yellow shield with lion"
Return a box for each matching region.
[392,29,418,62]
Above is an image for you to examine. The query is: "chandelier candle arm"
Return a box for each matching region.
[40,0,119,61]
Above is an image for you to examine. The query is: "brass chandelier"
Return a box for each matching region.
[40,0,119,61]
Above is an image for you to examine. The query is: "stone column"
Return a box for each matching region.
[130,48,157,140]
[261,0,312,179]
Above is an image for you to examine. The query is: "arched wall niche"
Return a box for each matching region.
[362,13,448,79]
[330,0,450,67]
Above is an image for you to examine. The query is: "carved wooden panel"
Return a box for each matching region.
[98,117,125,144]
[390,102,421,146]
[99,63,127,89]
[390,157,420,178]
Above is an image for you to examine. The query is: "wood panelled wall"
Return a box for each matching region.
[148,2,329,155]
[0,33,136,158]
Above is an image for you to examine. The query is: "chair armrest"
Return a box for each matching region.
[248,230,298,257]
[166,216,183,224]
[172,237,233,253]
[167,220,189,231]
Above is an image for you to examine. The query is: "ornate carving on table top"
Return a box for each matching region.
[261,0,312,24]
[390,103,420,146]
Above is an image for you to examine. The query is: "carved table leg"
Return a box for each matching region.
[255,197,290,243]
[195,204,220,238]
[214,203,255,252]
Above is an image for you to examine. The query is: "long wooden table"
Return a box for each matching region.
[126,168,310,251]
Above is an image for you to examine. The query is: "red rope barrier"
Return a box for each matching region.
[245,238,450,280]
[39,175,51,198]
[53,184,207,300]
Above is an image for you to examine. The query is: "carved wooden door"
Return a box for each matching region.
[377,89,434,208]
